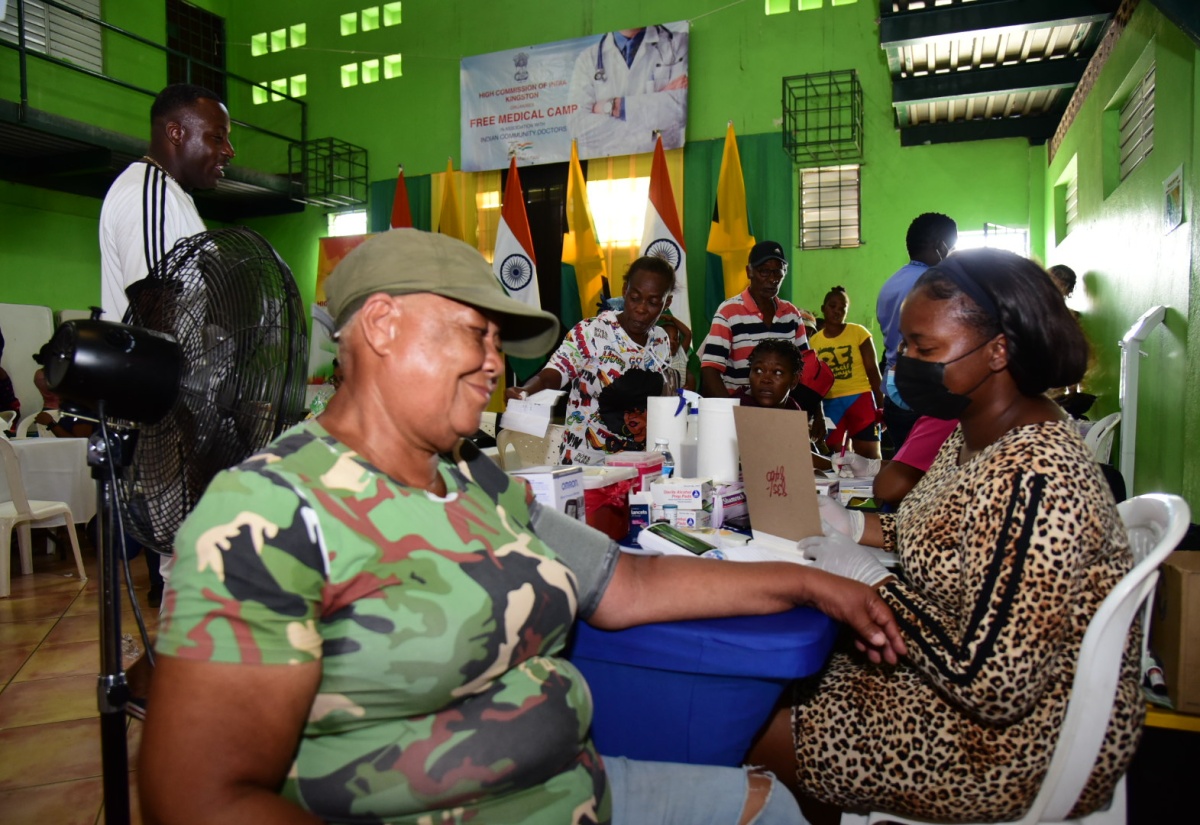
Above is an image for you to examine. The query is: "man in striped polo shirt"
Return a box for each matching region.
[699,240,810,397]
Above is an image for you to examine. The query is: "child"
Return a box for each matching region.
[810,286,884,459]
[733,339,832,470]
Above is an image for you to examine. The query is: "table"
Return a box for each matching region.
[568,607,837,766]
[0,437,96,527]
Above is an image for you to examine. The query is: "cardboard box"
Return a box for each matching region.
[512,465,585,522]
[650,478,714,510]
[1151,551,1200,715]
[731,406,822,546]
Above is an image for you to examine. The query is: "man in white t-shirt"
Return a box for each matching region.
[98,84,234,615]
[100,83,235,322]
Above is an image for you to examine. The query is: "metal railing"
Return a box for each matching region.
[1,0,306,170]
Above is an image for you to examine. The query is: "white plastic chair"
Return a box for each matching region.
[479,411,498,439]
[1084,412,1121,464]
[0,410,16,437]
[494,428,553,470]
[841,492,1189,825]
[15,409,60,438]
[0,437,89,597]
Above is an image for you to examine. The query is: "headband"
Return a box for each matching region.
[928,255,999,320]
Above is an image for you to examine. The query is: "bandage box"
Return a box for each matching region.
[512,465,585,522]
[1151,551,1200,714]
[604,451,664,493]
[649,478,714,510]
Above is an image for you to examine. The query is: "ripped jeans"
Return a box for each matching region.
[604,755,806,825]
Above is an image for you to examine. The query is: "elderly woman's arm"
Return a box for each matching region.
[140,658,323,825]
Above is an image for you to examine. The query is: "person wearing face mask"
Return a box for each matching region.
[507,256,680,465]
[748,249,1138,823]
[875,213,957,450]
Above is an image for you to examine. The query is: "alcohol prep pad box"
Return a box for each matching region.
[512,465,585,522]
[604,451,665,493]
[649,478,714,510]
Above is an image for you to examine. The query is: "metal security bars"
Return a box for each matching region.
[783,70,863,167]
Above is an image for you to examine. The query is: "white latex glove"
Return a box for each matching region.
[798,534,892,586]
[818,494,865,542]
[832,452,881,479]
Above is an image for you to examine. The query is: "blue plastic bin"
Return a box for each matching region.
[567,607,837,766]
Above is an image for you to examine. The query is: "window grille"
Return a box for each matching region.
[1063,173,1079,236]
[799,164,860,250]
[0,0,102,73]
[1118,64,1154,183]
[167,0,226,101]
[783,70,863,167]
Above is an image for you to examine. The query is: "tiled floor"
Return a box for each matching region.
[1,534,156,824]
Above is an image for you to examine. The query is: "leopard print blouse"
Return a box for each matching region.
[792,420,1140,821]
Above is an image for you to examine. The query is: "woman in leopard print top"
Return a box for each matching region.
[750,249,1138,822]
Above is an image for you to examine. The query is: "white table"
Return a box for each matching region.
[0,437,96,527]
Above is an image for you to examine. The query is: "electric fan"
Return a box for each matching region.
[39,226,308,825]
[119,227,309,553]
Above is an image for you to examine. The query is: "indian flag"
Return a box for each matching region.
[640,135,690,330]
[493,157,540,308]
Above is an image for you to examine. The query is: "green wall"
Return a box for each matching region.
[226,0,1034,334]
[1043,1,1198,503]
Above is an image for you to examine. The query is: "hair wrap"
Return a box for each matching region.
[928,255,999,320]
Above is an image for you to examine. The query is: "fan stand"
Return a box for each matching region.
[91,418,134,825]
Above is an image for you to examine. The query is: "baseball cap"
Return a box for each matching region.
[324,228,560,359]
[749,240,788,268]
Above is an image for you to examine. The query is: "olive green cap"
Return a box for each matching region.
[324,228,560,359]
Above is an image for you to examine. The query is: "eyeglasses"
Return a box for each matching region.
[753,265,787,279]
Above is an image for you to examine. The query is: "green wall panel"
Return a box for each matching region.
[1043,2,1198,503]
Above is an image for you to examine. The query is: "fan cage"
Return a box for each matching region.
[122,227,309,553]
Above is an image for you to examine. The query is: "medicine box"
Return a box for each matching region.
[650,478,714,510]
[604,451,664,493]
[1151,551,1200,714]
[512,465,585,522]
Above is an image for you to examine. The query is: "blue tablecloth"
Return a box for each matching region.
[568,606,837,766]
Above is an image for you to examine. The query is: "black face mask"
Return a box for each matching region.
[893,339,993,420]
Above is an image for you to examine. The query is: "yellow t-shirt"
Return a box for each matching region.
[810,323,873,398]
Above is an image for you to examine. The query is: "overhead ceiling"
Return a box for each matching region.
[880,0,1123,146]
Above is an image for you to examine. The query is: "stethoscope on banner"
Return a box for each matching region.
[593,25,683,82]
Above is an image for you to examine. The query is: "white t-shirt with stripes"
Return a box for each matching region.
[99,161,206,322]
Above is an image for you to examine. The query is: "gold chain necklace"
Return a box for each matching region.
[140,155,179,186]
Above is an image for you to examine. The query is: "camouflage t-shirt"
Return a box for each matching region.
[157,420,610,824]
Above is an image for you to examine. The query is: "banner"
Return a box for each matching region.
[460,21,689,171]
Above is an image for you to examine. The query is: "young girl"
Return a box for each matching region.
[810,286,884,459]
[734,339,832,470]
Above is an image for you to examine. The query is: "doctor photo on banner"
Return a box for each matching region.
[568,22,688,158]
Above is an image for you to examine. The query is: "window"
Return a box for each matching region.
[955,225,1030,257]
[1118,64,1154,183]
[1054,155,1079,244]
[327,210,368,237]
[0,0,102,74]
[166,0,226,100]
[586,177,650,247]
[383,2,402,26]
[799,164,860,249]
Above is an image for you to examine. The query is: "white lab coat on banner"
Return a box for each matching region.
[568,24,689,158]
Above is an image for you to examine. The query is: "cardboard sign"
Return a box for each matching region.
[732,406,822,544]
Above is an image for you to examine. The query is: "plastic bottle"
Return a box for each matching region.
[680,406,700,477]
[652,437,675,479]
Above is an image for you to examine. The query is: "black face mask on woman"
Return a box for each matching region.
[893,339,993,420]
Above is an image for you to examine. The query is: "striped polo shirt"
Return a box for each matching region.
[700,289,810,390]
